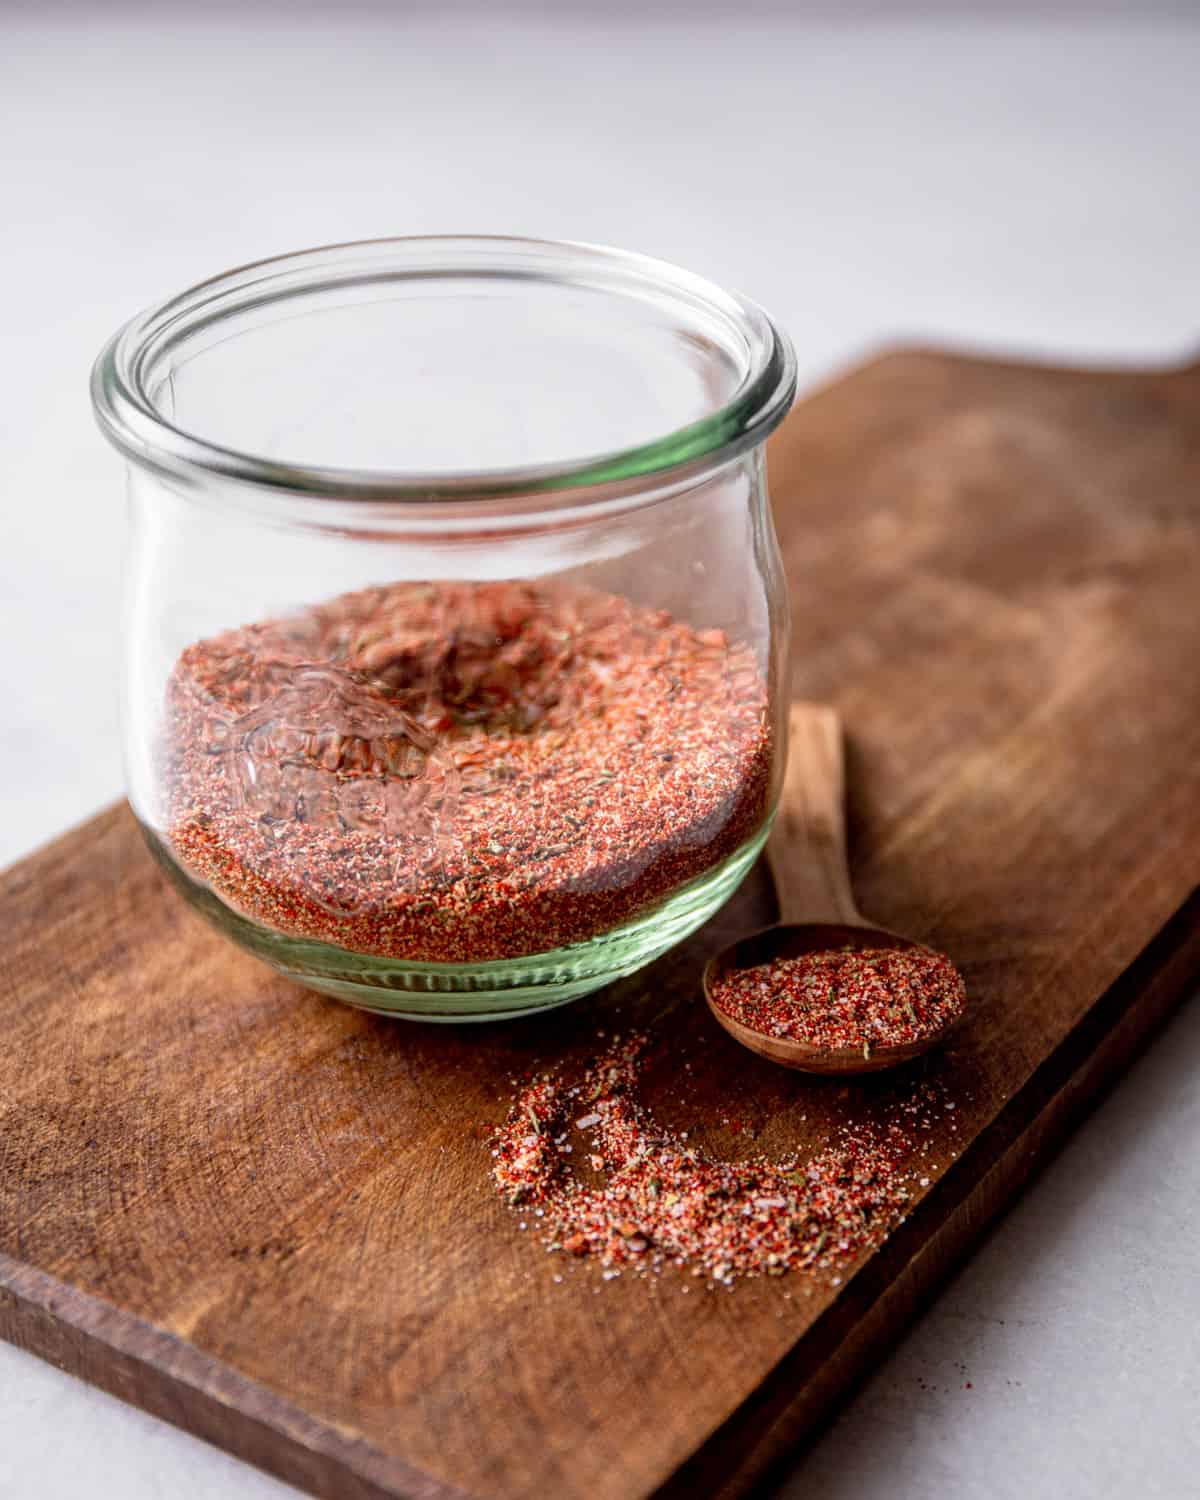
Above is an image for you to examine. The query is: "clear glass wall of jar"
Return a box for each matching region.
[92,237,795,1019]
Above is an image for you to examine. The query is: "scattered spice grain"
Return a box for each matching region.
[491,1032,923,1286]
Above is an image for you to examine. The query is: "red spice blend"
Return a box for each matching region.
[162,580,771,963]
[709,946,966,1054]
[491,1032,927,1286]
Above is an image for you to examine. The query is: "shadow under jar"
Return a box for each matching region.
[92,236,795,1020]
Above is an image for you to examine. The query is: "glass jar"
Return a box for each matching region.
[92,237,795,1020]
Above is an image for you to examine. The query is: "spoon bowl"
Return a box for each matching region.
[703,705,964,1075]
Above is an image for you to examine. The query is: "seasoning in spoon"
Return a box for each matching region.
[709,945,966,1056]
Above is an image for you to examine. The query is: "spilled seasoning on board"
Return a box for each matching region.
[491,1031,956,1288]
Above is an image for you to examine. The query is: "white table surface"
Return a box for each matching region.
[2,8,1198,1498]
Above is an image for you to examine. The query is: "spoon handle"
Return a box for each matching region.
[767,702,863,927]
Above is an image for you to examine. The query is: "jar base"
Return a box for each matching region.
[142,821,771,1021]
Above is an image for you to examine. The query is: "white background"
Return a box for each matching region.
[2,6,1198,1498]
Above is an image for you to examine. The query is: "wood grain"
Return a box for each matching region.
[3,349,1200,1500]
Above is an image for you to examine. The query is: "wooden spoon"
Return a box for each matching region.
[704,702,963,1074]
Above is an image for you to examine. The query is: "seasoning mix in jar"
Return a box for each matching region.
[92,237,796,1018]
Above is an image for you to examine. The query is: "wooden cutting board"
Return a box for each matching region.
[3,349,1200,1500]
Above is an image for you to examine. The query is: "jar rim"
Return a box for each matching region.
[90,235,796,506]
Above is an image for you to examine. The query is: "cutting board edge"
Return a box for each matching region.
[652,884,1200,1500]
[0,801,126,889]
[0,1253,465,1500]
